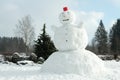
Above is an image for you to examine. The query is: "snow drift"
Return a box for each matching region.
[41,49,106,76]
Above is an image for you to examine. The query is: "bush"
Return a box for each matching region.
[12,52,20,63]
[4,56,12,62]
[29,53,37,62]
[37,57,45,64]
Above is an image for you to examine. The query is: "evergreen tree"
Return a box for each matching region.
[34,24,57,60]
[109,19,120,55]
[95,20,108,54]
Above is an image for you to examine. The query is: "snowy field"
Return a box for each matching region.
[0,60,120,80]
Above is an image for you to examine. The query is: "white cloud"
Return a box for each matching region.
[107,19,118,32]
[110,20,116,27]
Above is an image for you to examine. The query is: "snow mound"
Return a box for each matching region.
[41,49,106,76]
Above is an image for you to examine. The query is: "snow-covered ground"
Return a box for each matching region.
[0,60,120,80]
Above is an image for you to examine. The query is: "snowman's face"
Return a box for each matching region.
[59,11,75,25]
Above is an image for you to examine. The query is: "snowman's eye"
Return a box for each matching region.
[67,12,70,14]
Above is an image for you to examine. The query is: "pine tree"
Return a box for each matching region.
[95,20,108,54]
[109,19,120,55]
[34,24,57,60]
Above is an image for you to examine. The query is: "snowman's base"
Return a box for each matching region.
[41,49,106,76]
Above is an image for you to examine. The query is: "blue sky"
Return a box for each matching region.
[0,0,120,42]
[76,0,120,25]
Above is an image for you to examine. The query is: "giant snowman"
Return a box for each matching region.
[41,7,106,76]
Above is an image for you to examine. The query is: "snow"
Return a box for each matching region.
[0,61,120,80]
[17,60,35,66]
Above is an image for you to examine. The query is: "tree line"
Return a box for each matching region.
[0,37,26,53]
[87,19,120,57]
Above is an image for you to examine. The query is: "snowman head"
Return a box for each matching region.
[59,7,75,25]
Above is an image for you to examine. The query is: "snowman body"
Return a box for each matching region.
[54,24,88,51]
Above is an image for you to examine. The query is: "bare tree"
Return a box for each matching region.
[15,15,35,53]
